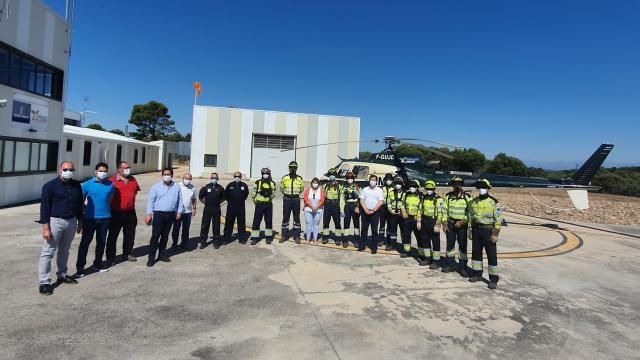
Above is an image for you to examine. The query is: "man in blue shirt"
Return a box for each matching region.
[145,168,184,267]
[76,162,115,275]
[38,161,84,295]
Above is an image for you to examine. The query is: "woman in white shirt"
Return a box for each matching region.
[303,178,326,243]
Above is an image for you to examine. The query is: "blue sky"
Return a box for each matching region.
[44,0,639,169]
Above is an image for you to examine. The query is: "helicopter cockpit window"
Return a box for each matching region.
[338,164,350,177]
[352,165,369,179]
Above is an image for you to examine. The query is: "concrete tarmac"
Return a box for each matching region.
[0,172,638,360]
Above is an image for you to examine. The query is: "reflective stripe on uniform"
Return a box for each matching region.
[354,229,360,236]
[265,229,273,236]
[418,248,429,255]
[471,260,483,270]
[251,230,260,238]
[404,244,412,252]
[458,251,468,260]
[432,250,441,260]
[447,249,456,257]
[322,229,330,236]
[488,265,499,275]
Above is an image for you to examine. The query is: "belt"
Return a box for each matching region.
[448,218,465,222]
[345,200,358,203]
[256,200,272,204]
[51,215,76,220]
[473,223,495,229]
[283,195,299,199]
[326,198,340,202]
[422,215,437,220]
[154,210,176,215]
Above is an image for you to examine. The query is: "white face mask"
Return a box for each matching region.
[210,178,218,185]
[394,184,402,190]
[478,188,488,195]
[347,179,354,184]
[385,180,393,186]
[122,168,131,177]
[96,171,108,180]
[183,179,192,186]
[163,175,172,183]
[426,190,434,195]
[312,183,319,189]
[234,177,241,183]
[370,180,377,188]
[262,174,269,179]
[329,175,336,181]
[60,171,74,180]
[409,187,417,193]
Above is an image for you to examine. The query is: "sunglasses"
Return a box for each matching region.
[61,168,75,172]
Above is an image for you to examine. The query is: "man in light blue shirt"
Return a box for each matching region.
[76,162,115,275]
[145,168,184,266]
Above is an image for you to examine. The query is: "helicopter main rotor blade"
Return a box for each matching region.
[397,138,463,149]
[280,140,380,152]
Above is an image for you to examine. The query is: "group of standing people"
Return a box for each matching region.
[37,160,502,296]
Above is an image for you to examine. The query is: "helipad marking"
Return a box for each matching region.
[220,217,583,259]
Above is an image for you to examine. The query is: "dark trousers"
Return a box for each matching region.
[360,210,380,250]
[421,216,441,262]
[386,213,402,247]
[77,218,110,271]
[402,216,420,253]
[224,204,246,239]
[282,198,301,237]
[471,226,499,283]
[172,212,192,247]
[322,200,342,238]
[252,202,274,239]
[106,209,137,261]
[148,212,175,261]
[445,219,468,268]
[343,202,360,245]
[200,206,221,244]
[379,205,388,241]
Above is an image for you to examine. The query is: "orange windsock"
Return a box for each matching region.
[193,82,202,96]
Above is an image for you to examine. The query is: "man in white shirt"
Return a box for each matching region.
[172,172,197,250]
[359,174,385,254]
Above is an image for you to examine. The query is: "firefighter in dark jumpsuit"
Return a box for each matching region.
[340,172,360,248]
[223,171,249,244]
[250,168,277,245]
[322,169,343,244]
[280,161,304,243]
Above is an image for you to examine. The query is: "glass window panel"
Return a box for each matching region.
[39,143,48,170]
[30,143,40,171]
[9,54,20,87]
[44,69,53,97]
[0,48,8,83]
[14,142,30,171]
[21,59,35,92]
[3,141,14,172]
[36,65,45,94]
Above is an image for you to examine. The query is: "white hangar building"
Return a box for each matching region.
[190,105,360,180]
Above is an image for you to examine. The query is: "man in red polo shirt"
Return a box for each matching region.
[106,161,141,266]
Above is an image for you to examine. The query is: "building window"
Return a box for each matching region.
[133,149,138,164]
[0,41,64,101]
[252,134,295,150]
[66,139,73,152]
[0,138,58,175]
[83,141,92,166]
[0,48,8,83]
[116,144,122,165]
[204,154,217,167]
[142,147,146,163]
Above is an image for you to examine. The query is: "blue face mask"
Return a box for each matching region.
[211,178,218,185]
[329,175,336,181]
